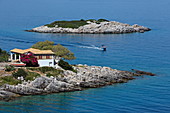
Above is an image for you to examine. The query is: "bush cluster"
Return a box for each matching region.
[12,68,28,79]
[0,76,21,86]
[12,68,41,81]
[25,72,40,81]
[5,65,15,72]
[46,69,63,77]
[27,67,64,77]
[46,20,87,28]
[45,19,109,28]
[27,67,57,73]
[0,48,9,62]
[58,59,77,73]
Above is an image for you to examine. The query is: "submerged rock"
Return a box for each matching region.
[131,69,155,76]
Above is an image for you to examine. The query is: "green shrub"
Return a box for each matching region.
[46,69,63,77]
[27,67,63,75]
[98,19,109,22]
[38,67,57,73]
[0,76,21,86]
[44,19,110,29]
[45,20,88,28]
[25,72,40,81]
[5,65,15,72]
[12,68,28,79]
[58,59,77,73]
[86,19,96,22]
[0,48,9,62]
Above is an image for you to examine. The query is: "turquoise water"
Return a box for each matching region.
[0,0,170,112]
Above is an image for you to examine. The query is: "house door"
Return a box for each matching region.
[49,62,52,67]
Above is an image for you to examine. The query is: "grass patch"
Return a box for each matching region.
[45,19,109,28]
[12,68,28,79]
[0,76,21,86]
[27,67,59,73]
[25,72,41,81]
[5,65,15,72]
[46,20,87,28]
[27,67,64,77]
[46,69,63,77]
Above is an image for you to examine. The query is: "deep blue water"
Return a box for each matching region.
[0,0,170,112]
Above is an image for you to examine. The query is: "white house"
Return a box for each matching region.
[10,48,56,67]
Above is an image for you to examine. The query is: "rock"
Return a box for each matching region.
[30,76,52,89]
[0,90,20,101]
[132,69,155,76]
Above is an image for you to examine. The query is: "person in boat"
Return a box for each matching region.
[101,45,107,51]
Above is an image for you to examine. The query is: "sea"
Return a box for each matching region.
[0,0,170,112]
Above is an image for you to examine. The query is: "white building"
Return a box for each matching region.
[10,48,56,67]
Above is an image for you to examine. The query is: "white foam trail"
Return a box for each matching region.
[79,45,103,50]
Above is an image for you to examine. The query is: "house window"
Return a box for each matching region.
[39,55,42,59]
[49,62,52,66]
[46,55,50,59]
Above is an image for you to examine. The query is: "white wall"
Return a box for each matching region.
[38,59,54,67]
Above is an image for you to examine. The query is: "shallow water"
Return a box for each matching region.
[0,0,170,112]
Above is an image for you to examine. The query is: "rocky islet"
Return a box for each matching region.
[27,21,151,34]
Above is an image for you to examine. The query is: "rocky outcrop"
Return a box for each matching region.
[26,21,151,34]
[0,90,20,101]
[131,69,155,76]
[0,65,146,101]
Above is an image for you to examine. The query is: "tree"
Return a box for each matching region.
[31,41,76,60]
[52,44,76,60]
[31,40,54,50]
[0,48,9,62]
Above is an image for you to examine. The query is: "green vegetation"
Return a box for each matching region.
[27,67,64,77]
[12,68,28,79]
[31,40,54,50]
[27,66,59,73]
[46,20,87,28]
[46,70,64,77]
[0,76,21,86]
[25,72,40,81]
[31,40,76,60]
[5,65,15,72]
[0,48,9,62]
[45,19,109,28]
[58,59,77,73]
[12,68,41,81]
[52,44,76,60]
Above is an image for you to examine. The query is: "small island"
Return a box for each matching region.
[26,19,151,34]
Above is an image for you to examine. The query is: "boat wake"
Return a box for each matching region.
[79,45,103,50]
[61,42,103,50]
[0,35,103,51]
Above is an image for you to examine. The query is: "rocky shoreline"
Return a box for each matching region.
[0,65,153,101]
[26,21,151,34]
